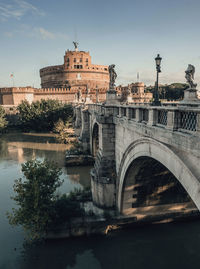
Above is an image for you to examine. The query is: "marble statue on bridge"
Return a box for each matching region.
[109,64,117,89]
[185,64,197,89]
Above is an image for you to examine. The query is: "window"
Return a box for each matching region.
[86,58,88,62]
[80,58,82,62]
[74,58,76,63]
[74,65,83,69]
[67,58,69,62]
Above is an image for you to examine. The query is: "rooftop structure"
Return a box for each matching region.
[40,43,109,90]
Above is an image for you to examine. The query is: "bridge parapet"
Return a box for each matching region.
[88,104,200,134]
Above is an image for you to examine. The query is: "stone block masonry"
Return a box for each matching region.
[0,87,107,105]
[77,103,200,214]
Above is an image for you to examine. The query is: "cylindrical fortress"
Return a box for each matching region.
[40,48,109,90]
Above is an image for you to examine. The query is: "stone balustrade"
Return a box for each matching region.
[88,103,200,134]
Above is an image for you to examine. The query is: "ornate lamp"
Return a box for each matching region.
[155,54,162,72]
[152,54,162,106]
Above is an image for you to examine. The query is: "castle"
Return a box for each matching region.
[40,43,109,90]
[0,43,152,105]
[0,43,109,105]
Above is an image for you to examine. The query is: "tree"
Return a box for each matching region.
[146,83,187,101]
[0,106,8,132]
[7,160,63,239]
[53,119,74,143]
[17,99,73,131]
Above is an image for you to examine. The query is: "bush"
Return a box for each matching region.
[17,99,73,131]
[7,160,63,239]
[7,160,90,240]
[67,187,92,202]
[53,119,74,144]
[0,106,8,132]
[51,193,85,226]
[66,139,86,155]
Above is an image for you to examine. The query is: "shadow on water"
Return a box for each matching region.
[1,133,200,269]
[11,220,200,269]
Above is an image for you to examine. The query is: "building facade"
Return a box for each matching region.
[40,45,109,90]
[117,82,153,103]
[0,87,107,106]
[0,44,155,106]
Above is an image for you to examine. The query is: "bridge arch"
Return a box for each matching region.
[91,122,99,157]
[117,138,200,213]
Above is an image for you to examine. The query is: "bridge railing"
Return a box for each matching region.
[87,104,200,134]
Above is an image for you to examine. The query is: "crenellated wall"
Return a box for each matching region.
[0,86,108,105]
[0,87,34,105]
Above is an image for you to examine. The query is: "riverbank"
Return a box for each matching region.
[46,202,200,239]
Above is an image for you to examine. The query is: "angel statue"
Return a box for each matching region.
[109,64,117,89]
[73,41,79,50]
[185,64,197,89]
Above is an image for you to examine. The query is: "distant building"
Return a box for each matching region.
[0,87,107,105]
[40,44,109,90]
[0,44,153,105]
[117,82,153,103]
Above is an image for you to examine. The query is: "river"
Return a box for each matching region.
[0,133,200,269]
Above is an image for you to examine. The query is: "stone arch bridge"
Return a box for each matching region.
[74,103,200,215]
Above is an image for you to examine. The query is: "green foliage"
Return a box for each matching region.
[49,187,91,226]
[146,83,188,101]
[17,99,73,131]
[7,160,91,240]
[7,159,63,239]
[51,192,85,226]
[67,187,92,202]
[53,119,74,144]
[0,106,8,132]
[66,139,86,155]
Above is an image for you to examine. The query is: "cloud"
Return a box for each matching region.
[4,25,69,41]
[4,31,14,38]
[0,0,44,21]
[37,28,55,40]
[34,27,68,40]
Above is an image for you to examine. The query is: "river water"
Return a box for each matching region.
[1,133,200,269]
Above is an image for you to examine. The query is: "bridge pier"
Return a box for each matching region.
[74,105,82,128]
[79,108,90,152]
[91,109,117,208]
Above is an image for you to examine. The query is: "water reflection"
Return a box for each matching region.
[0,133,91,187]
[10,221,200,269]
[0,133,92,269]
[1,133,200,269]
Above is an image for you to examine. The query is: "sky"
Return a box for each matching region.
[1,0,200,88]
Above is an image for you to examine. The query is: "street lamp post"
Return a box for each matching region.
[152,54,162,106]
